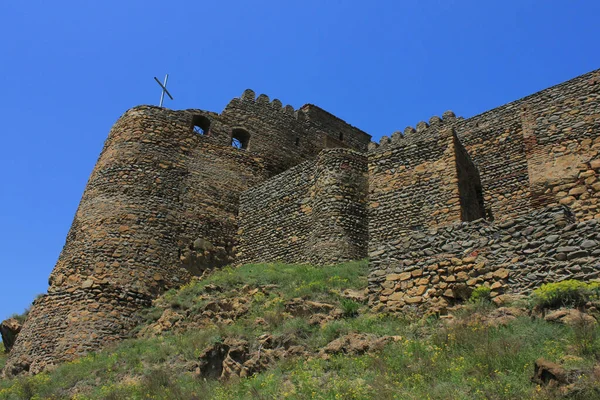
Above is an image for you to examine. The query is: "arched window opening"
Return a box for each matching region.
[231,128,250,150]
[339,132,344,141]
[295,137,300,146]
[192,115,211,135]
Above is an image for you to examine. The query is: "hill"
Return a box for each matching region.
[1,260,600,399]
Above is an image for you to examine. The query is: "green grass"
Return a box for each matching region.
[1,261,599,399]
[0,343,6,373]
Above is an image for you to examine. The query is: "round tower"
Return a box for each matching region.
[5,106,197,375]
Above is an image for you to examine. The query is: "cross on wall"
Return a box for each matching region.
[154,74,173,107]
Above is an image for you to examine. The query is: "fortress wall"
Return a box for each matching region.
[297,105,371,152]
[523,72,600,220]
[309,149,368,264]
[237,149,368,265]
[7,89,371,375]
[6,106,269,375]
[6,69,599,376]
[46,106,196,295]
[221,90,371,174]
[237,161,314,264]
[453,117,531,222]
[453,68,600,222]
[178,140,270,274]
[2,285,151,376]
[368,70,600,312]
[368,205,600,312]
[221,92,306,174]
[368,127,463,272]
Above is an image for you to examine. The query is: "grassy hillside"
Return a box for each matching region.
[1,261,599,399]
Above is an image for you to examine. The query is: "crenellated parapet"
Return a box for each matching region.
[222,89,371,173]
[369,110,462,153]
[234,89,299,118]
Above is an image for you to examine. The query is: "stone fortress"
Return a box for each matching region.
[4,68,600,375]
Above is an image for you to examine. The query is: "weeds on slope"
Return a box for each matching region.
[1,262,600,399]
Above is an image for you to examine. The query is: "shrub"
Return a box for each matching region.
[340,298,360,317]
[531,280,600,310]
[571,313,600,356]
[469,286,491,303]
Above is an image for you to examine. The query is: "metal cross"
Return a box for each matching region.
[154,74,173,107]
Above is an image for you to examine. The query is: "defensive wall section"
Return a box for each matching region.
[368,206,600,312]
[237,149,368,265]
[4,92,370,376]
[368,68,600,310]
[219,90,369,174]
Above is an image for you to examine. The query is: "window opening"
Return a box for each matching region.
[231,128,250,150]
[192,115,211,135]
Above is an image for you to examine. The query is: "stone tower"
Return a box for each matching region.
[4,92,371,375]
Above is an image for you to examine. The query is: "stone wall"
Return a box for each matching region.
[371,68,600,223]
[368,205,600,312]
[368,68,600,312]
[368,125,465,250]
[236,161,313,264]
[308,149,369,264]
[5,106,265,375]
[457,69,600,221]
[2,285,151,375]
[220,90,371,174]
[6,96,371,375]
[237,149,368,265]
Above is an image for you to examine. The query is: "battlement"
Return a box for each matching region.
[369,110,463,152]
[229,89,298,117]
[223,89,371,163]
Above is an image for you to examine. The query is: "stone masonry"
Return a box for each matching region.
[237,148,368,265]
[4,68,600,376]
[4,92,370,376]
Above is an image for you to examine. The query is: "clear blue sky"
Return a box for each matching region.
[1,0,599,322]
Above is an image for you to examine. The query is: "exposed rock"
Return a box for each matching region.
[544,308,596,326]
[198,339,238,379]
[285,298,336,317]
[319,333,398,357]
[197,335,306,380]
[340,288,368,303]
[0,318,22,352]
[531,358,581,390]
[146,309,185,335]
[491,293,527,307]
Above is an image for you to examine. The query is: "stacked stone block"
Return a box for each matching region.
[369,206,600,312]
[237,149,368,265]
[368,125,466,246]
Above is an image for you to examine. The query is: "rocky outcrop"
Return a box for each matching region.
[544,308,597,326]
[197,334,308,380]
[531,358,584,392]
[319,333,399,358]
[0,318,22,353]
